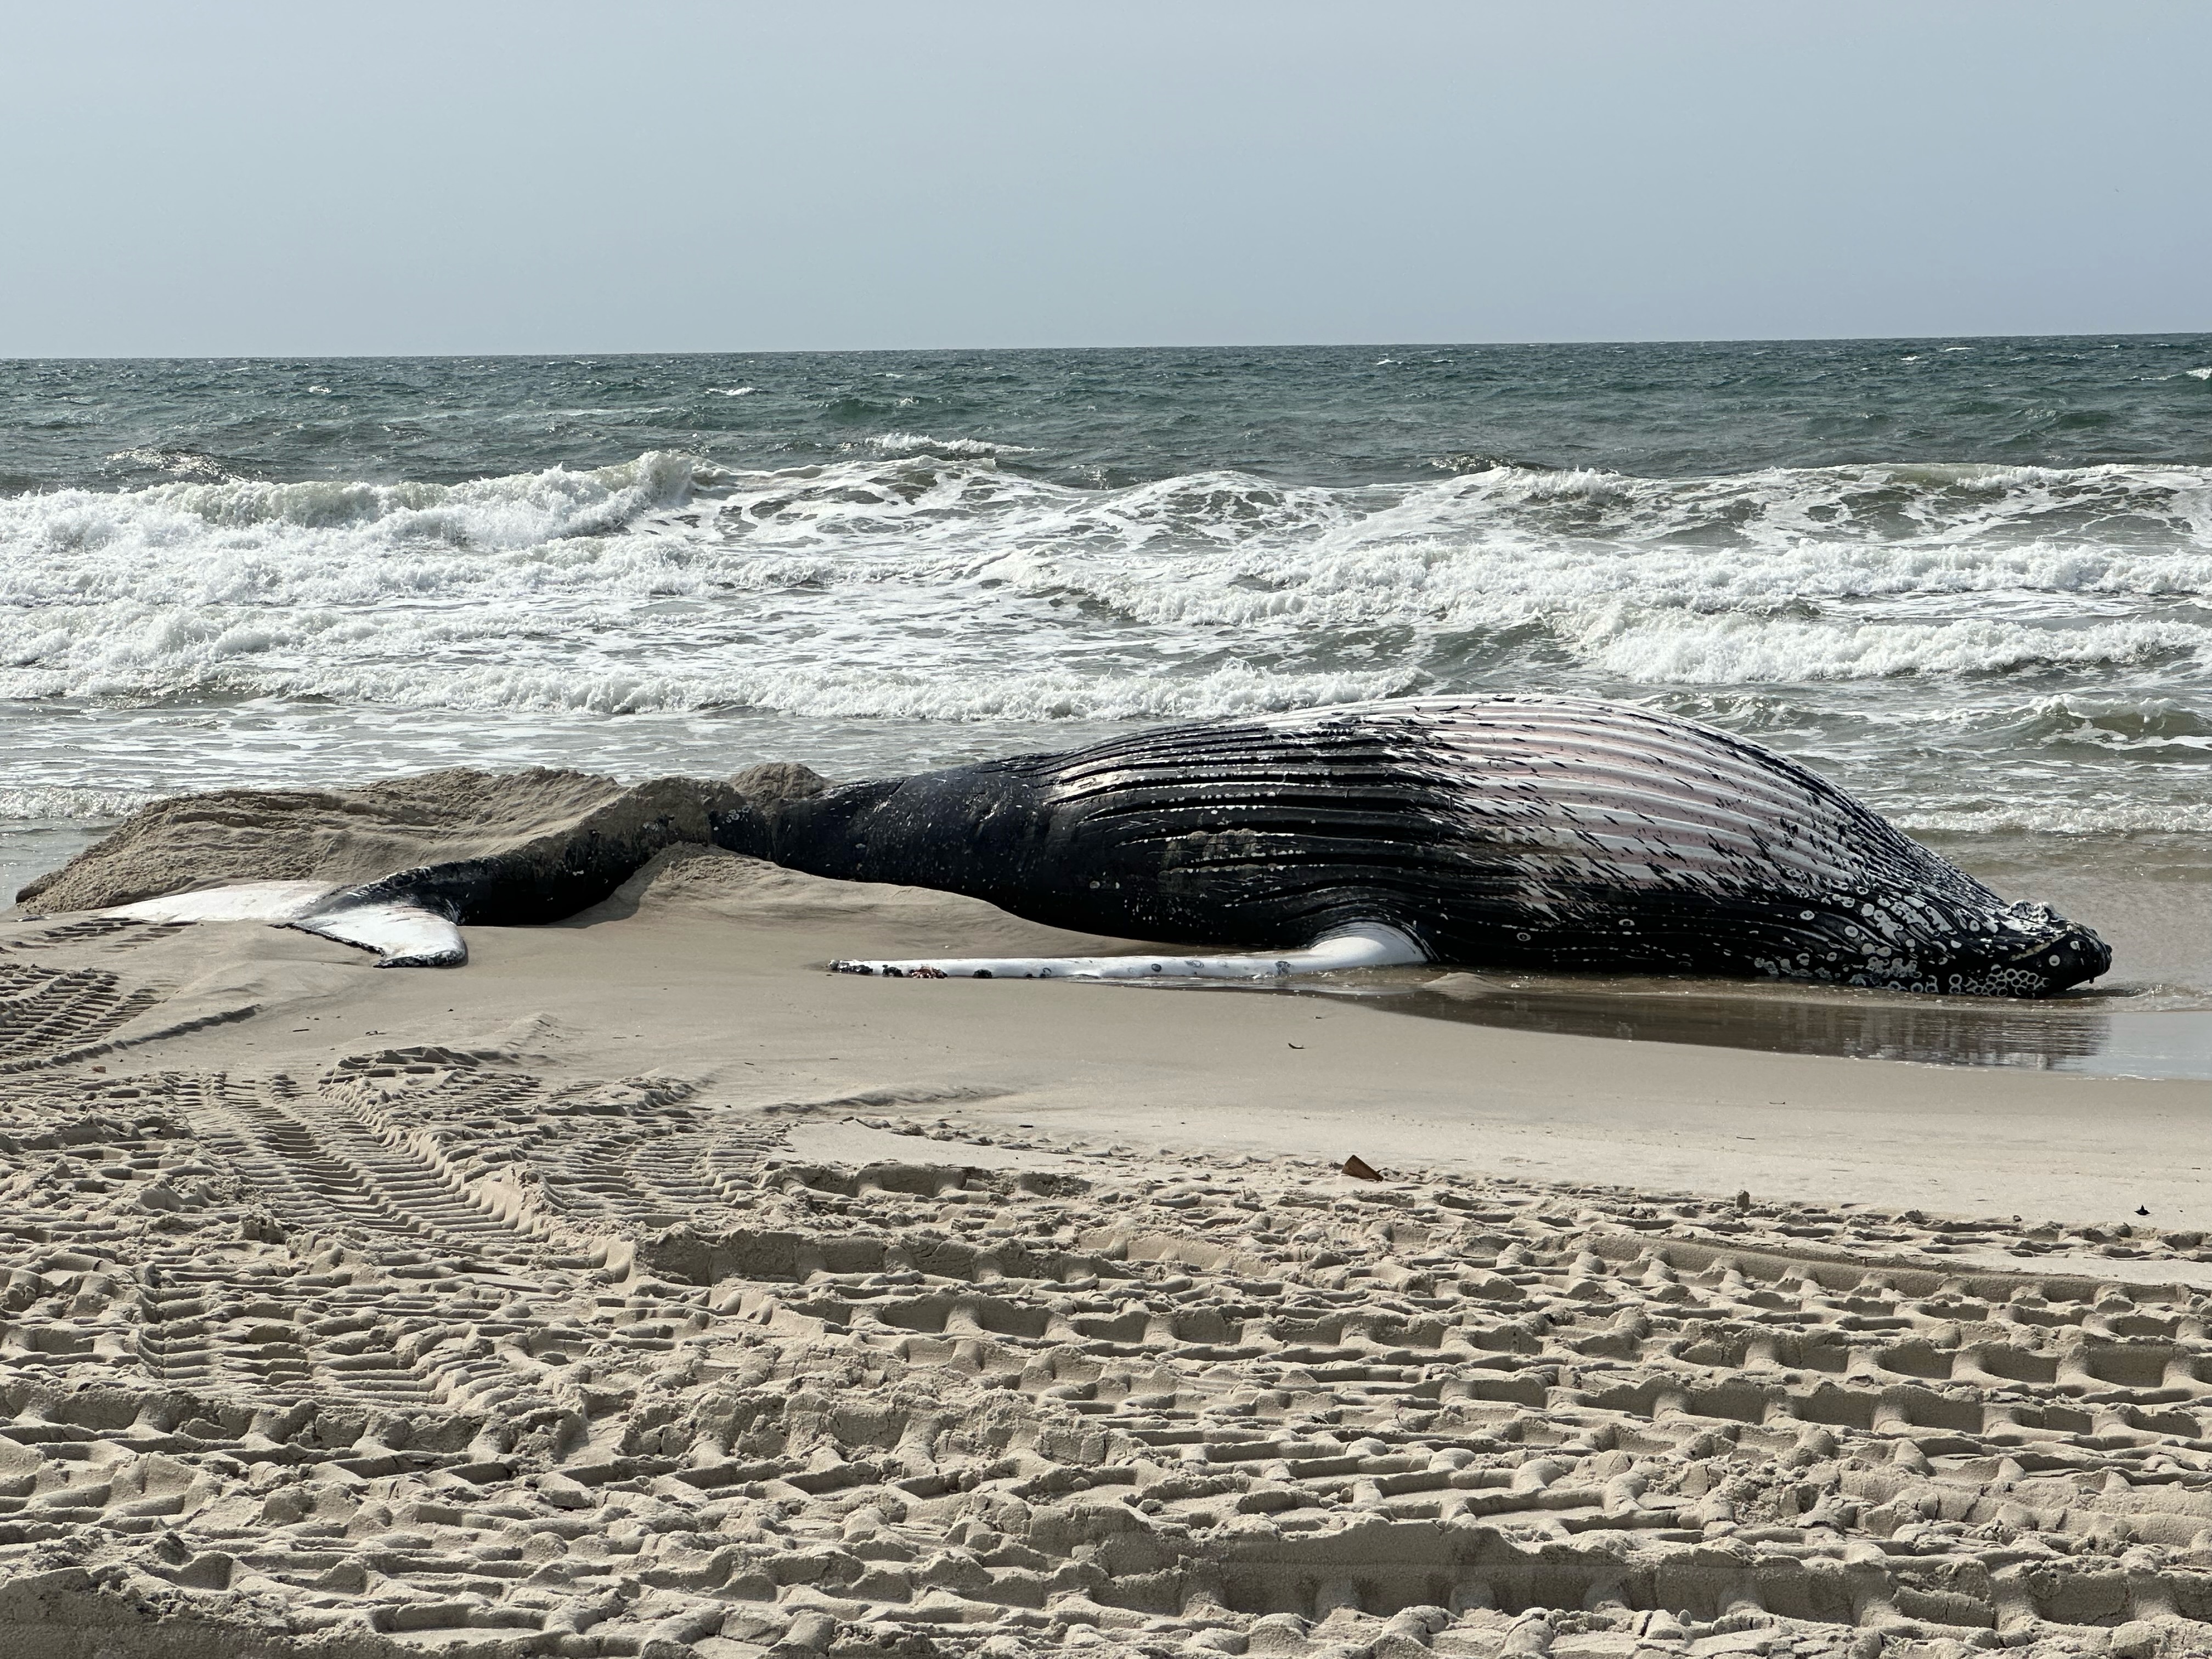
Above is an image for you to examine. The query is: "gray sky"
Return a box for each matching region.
[5,1,2205,356]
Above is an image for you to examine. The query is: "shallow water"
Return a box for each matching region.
[1325,974,2212,1082]
[4,339,2206,1041]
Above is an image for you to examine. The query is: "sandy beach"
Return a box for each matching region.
[4,847,2210,1657]
[4,3,2207,1651]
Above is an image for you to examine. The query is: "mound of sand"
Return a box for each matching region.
[14,763,835,926]
[570,843,1169,958]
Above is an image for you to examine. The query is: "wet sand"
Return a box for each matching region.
[4,849,2212,1656]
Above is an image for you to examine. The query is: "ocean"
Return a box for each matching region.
[3,337,2208,1057]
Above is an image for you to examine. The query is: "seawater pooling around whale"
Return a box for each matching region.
[1257,970,2212,1084]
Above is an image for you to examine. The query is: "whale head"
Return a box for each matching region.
[1940,900,2111,997]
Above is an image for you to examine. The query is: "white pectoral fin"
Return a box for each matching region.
[829,921,1425,981]
[100,881,465,968]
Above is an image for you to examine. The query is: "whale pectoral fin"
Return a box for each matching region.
[100,881,466,968]
[829,921,1424,981]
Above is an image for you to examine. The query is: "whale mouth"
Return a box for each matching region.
[2004,924,2112,995]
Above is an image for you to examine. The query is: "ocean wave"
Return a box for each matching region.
[697,453,2212,565]
[0,449,708,583]
[10,572,2198,708]
[0,654,1413,723]
[1026,534,2212,638]
[2018,695,2212,752]
[2,450,2208,713]
[0,785,156,822]
[102,448,236,482]
[6,346,2198,868]
[1899,800,2212,835]
[1573,613,2207,684]
[714,453,2212,580]
[861,432,1037,458]
[8,449,2209,592]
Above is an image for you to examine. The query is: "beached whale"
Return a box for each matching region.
[735,695,2111,997]
[33,697,2108,996]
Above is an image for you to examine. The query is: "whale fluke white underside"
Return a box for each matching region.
[828,921,1423,981]
[101,882,466,968]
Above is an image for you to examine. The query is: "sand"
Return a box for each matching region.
[3,845,2212,1657]
[11,765,827,925]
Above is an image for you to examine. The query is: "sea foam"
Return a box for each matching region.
[2,453,2207,712]
[2,447,2206,864]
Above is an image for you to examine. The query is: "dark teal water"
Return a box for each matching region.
[5,338,2209,494]
[3,336,2208,1018]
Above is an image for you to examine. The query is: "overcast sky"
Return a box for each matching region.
[4,1,2205,356]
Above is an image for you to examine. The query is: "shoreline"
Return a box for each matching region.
[11,847,2211,1229]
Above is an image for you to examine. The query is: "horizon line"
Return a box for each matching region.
[4,326,2209,364]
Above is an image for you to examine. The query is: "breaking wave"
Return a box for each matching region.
[2,452,2205,710]
[861,432,1036,458]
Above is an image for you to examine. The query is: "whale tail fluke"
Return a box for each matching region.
[292,896,467,968]
[100,882,467,968]
[828,921,1425,981]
